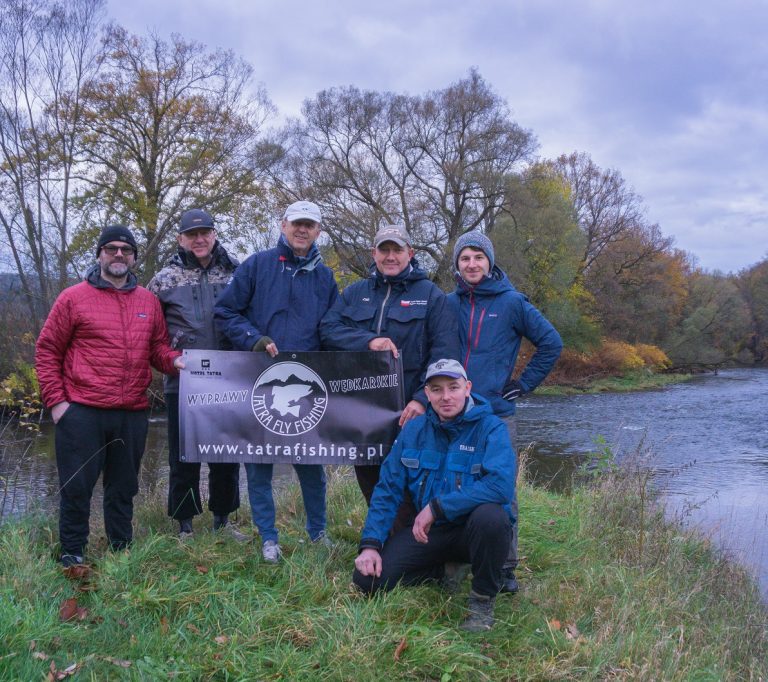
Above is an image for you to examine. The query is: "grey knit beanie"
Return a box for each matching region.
[453,231,495,272]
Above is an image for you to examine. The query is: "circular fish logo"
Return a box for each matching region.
[251,362,328,436]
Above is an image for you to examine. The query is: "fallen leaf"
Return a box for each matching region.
[186,623,201,635]
[76,607,89,621]
[394,637,407,662]
[59,598,78,622]
[47,660,56,682]
[118,619,128,628]
[195,565,209,574]
[564,623,581,640]
[548,619,562,631]
[160,616,169,633]
[32,651,49,661]
[29,641,36,651]
[64,564,93,581]
[56,662,80,678]
[213,653,222,660]
[104,657,132,668]
[547,520,556,526]
[214,635,229,645]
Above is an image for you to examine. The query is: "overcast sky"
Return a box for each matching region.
[106,0,768,273]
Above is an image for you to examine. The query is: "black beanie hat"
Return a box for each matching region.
[96,225,138,255]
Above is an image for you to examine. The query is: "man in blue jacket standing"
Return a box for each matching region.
[320,224,458,525]
[447,231,562,594]
[353,359,515,632]
[214,201,339,563]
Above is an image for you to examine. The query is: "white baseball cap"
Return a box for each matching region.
[284,200,322,224]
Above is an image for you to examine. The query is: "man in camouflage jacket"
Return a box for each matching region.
[147,209,246,541]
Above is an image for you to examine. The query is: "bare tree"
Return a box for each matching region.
[0,0,103,325]
[553,151,646,273]
[277,69,536,285]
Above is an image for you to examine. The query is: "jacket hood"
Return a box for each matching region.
[370,257,428,288]
[85,263,137,291]
[171,241,238,271]
[454,264,516,297]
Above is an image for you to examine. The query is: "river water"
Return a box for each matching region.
[2,368,766,597]
[517,367,768,599]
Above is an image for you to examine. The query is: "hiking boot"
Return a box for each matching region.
[213,516,250,543]
[460,590,496,632]
[500,567,519,594]
[311,531,334,548]
[262,539,281,563]
[60,554,83,568]
[440,562,471,593]
[178,518,194,540]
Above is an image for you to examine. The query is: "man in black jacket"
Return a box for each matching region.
[148,209,247,541]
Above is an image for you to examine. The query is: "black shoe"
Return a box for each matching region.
[178,518,194,539]
[500,568,519,594]
[460,591,496,632]
[60,553,83,568]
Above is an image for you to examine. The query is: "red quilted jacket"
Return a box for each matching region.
[36,267,180,410]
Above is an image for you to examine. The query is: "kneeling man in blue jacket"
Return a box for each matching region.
[353,359,516,632]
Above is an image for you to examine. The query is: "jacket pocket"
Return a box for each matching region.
[387,304,428,323]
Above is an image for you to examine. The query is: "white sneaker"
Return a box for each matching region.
[218,523,250,544]
[262,539,281,563]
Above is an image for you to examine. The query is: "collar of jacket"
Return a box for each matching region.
[85,263,137,291]
[454,264,515,296]
[173,241,238,271]
[277,234,323,272]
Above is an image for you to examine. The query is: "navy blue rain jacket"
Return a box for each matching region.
[214,236,339,351]
[319,260,459,406]
[447,266,563,416]
[360,394,516,550]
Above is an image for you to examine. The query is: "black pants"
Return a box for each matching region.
[355,464,417,534]
[352,503,510,598]
[55,403,148,555]
[166,393,240,521]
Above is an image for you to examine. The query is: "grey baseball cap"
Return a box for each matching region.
[425,359,468,381]
[284,200,322,223]
[179,209,214,233]
[374,224,411,248]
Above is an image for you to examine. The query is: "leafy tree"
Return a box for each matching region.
[494,164,598,349]
[76,26,277,279]
[735,258,768,363]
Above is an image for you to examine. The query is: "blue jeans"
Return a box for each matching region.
[245,463,326,543]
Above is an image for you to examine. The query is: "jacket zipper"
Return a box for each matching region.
[375,284,392,335]
[474,309,486,349]
[463,291,475,366]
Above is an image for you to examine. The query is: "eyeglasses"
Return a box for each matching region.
[102,245,136,256]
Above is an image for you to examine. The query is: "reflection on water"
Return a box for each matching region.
[2,368,767,598]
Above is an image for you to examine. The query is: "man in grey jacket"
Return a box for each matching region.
[148,209,247,541]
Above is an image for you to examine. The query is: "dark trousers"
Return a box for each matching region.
[352,503,511,598]
[355,464,417,534]
[55,403,148,555]
[166,393,240,521]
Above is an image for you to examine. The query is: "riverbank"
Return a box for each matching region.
[539,370,695,395]
[1,463,765,680]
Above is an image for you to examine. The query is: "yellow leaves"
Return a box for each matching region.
[547,618,586,645]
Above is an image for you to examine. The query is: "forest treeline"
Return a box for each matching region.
[1,0,767,391]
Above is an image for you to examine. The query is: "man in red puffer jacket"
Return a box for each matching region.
[36,225,183,568]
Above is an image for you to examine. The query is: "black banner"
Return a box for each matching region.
[179,350,404,464]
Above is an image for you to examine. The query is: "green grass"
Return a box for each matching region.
[0,467,766,681]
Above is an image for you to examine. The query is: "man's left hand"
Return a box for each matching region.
[399,400,425,426]
[173,356,185,370]
[412,504,435,544]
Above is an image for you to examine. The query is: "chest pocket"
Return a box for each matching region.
[401,448,441,471]
[343,305,376,325]
[388,304,427,324]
